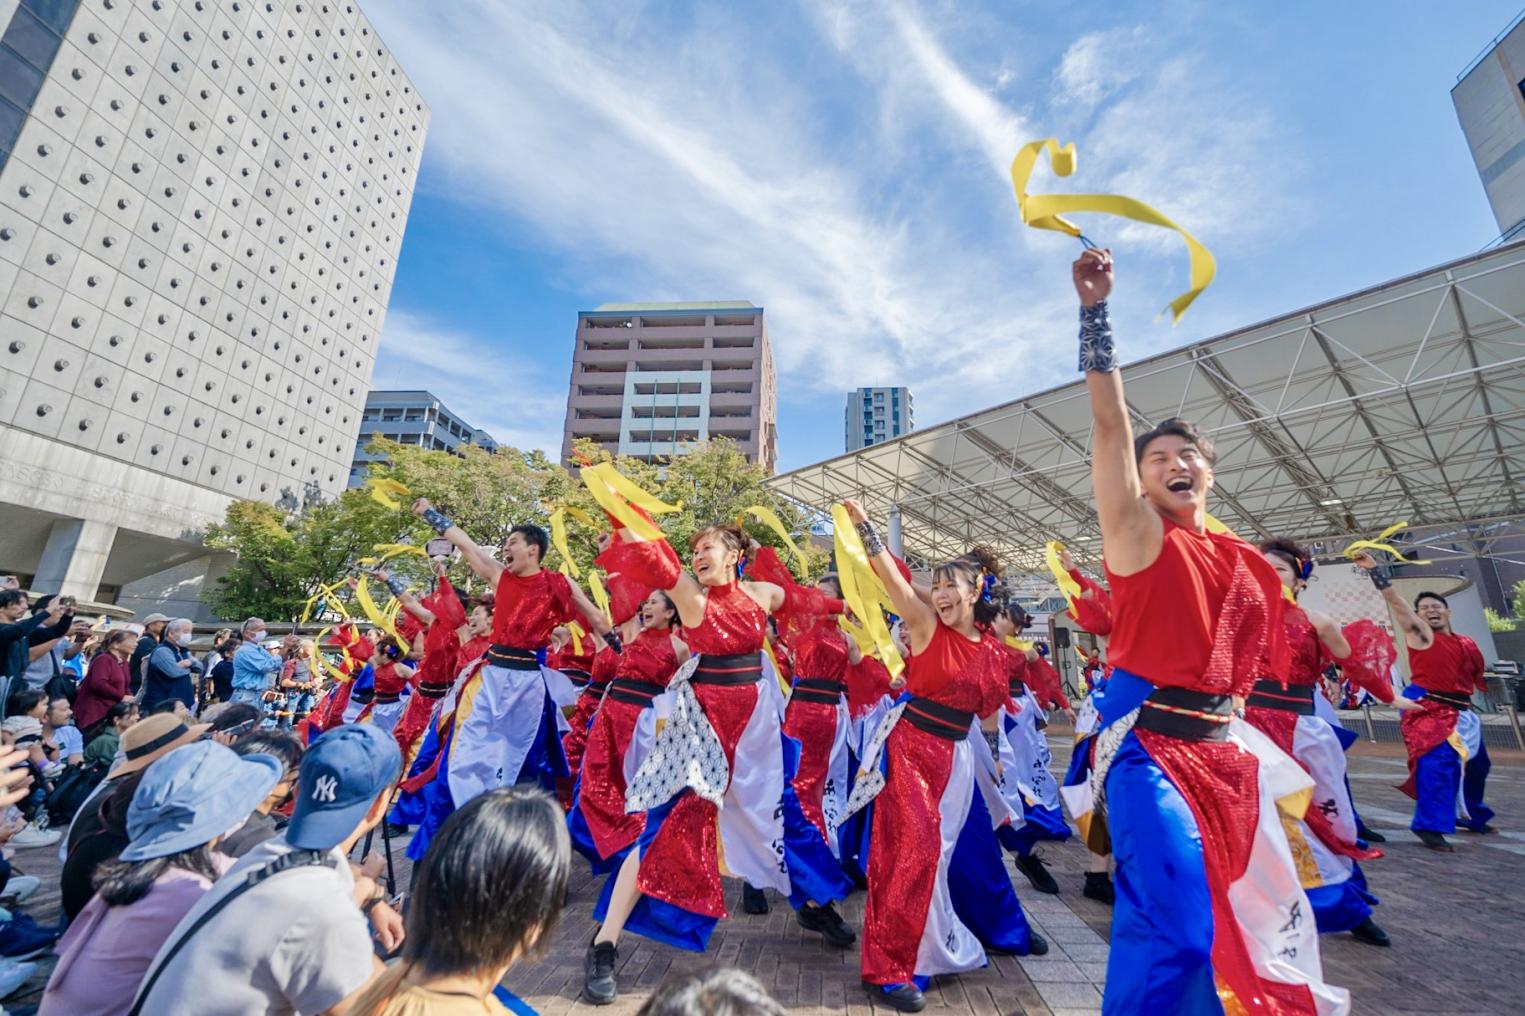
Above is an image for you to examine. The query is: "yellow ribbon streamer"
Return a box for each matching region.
[567,620,586,658]
[830,505,905,679]
[1010,138,1217,323]
[580,463,681,541]
[1342,521,1431,565]
[1045,541,1082,606]
[354,575,404,647]
[839,615,875,657]
[743,505,809,578]
[762,637,791,697]
[549,507,601,578]
[587,570,612,624]
[357,543,430,568]
[366,477,411,510]
[1004,634,1035,653]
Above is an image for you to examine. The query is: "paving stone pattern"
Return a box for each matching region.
[6,732,1522,1014]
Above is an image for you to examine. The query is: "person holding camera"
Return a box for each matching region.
[1,592,68,716]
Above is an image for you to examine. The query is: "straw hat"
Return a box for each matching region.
[109,714,211,777]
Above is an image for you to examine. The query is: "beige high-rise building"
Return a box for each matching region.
[561,301,777,473]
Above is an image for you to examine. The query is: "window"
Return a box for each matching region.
[404,408,423,421]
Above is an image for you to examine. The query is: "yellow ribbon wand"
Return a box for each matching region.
[365,477,412,510]
[1010,138,1217,323]
[1343,521,1431,565]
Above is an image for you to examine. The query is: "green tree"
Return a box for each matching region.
[203,489,400,621]
[205,435,827,621]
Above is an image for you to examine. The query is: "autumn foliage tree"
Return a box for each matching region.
[202,436,822,621]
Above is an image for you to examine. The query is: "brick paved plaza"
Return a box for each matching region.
[7,730,1522,1014]
[501,732,1525,1016]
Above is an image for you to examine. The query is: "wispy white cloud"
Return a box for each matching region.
[372,310,568,456]
[1054,27,1150,110]
[366,1,1302,456]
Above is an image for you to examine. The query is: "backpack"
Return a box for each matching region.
[47,758,109,828]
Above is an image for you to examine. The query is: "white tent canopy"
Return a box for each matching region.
[770,242,1525,572]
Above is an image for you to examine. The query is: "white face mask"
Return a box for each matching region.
[178,632,194,647]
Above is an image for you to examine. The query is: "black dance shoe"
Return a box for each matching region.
[1414,830,1455,852]
[1355,820,1386,843]
[1462,823,1498,835]
[581,939,618,1005]
[1026,931,1049,956]
[1082,871,1116,905]
[1015,853,1060,894]
[1350,917,1391,947]
[864,982,926,1013]
[797,902,856,947]
[742,883,770,914]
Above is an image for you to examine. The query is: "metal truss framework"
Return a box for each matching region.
[770,242,1525,573]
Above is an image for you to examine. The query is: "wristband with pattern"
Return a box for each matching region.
[1079,300,1116,373]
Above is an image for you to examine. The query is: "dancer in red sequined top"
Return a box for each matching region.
[569,590,687,867]
[1074,248,1346,1015]
[396,498,614,863]
[839,498,1046,1013]
[580,522,855,1006]
[1353,552,1493,851]
[1245,539,1393,948]
[749,546,860,870]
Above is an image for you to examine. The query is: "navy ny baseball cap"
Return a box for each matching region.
[286,724,401,850]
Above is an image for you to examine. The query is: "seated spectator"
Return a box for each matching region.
[347,787,570,1015]
[0,743,53,968]
[4,690,46,727]
[132,725,403,1014]
[1,712,59,850]
[60,714,211,916]
[221,732,304,857]
[141,620,200,713]
[74,631,137,736]
[148,699,192,719]
[636,969,787,1016]
[84,702,140,769]
[41,740,282,1016]
[42,695,84,767]
[204,702,263,743]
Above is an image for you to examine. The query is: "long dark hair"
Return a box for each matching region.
[401,787,570,978]
[95,844,223,907]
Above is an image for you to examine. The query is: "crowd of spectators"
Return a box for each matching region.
[0,581,789,1014]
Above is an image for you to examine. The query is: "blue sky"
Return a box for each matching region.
[361,0,1521,471]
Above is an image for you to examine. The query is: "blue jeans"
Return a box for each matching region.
[230,689,264,705]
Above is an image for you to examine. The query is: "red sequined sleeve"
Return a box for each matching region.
[334,624,374,663]
[753,547,845,620]
[1337,620,1396,703]
[547,571,578,626]
[845,655,893,719]
[1028,655,1071,710]
[599,568,650,626]
[596,535,683,593]
[1068,569,1114,636]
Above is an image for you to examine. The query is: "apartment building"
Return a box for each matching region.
[561,301,777,473]
[845,386,912,451]
[347,389,497,486]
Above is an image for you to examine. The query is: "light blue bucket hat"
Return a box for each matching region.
[120,740,283,861]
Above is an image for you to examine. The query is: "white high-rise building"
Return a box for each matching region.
[0,0,427,616]
[1453,13,1525,241]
